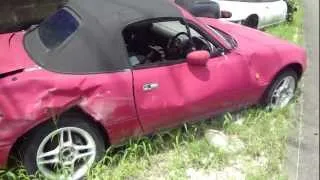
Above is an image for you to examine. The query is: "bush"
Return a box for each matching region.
[285,0,299,22]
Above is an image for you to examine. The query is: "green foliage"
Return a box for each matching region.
[266,0,303,45]
[285,0,299,22]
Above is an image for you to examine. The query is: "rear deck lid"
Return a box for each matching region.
[0,32,35,75]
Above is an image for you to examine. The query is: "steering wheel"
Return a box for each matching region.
[166,32,192,57]
[191,36,213,53]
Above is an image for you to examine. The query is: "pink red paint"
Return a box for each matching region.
[0,6,306,167]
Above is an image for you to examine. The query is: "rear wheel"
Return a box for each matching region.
[243,15,259,29]
[263,69,298,109]
[18,112,106,179]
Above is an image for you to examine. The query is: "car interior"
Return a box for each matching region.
[122,20,216,67]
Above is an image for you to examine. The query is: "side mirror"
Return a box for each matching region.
[186,50,210,66]
[221,10,232,18]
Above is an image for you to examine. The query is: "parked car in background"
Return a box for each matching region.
[211,0,288,29]
[0,0,306,179]
[175,0,232,19]
[175,0,221,18]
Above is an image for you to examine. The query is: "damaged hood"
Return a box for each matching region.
[0,32,36,75]
[199,17,302,52]
[198,17,307,76]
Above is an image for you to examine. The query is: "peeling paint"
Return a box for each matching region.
[0,47,142,165]
[80,96,117,121]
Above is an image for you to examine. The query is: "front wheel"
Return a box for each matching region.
[263,69,298,109]
[18,113,106,179]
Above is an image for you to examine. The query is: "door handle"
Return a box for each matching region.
[143,83,159,91]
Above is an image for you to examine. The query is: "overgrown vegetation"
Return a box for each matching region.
[266,0,303,44]
[285,0,299,22]
[0,0,303,179]
[86,106,298,180]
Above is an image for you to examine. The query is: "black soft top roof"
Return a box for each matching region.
[24,0,183,74]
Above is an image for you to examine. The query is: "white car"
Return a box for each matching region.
[212,0,288,29]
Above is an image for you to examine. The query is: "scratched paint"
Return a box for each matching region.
[0,32,143,167]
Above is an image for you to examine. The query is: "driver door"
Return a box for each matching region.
[133,52,255,133]
[129,20,255,133]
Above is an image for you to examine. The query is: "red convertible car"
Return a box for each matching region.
[0,0,306,179]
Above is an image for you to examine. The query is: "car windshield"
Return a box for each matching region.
[39,9,79,49]
[206,25,237,49]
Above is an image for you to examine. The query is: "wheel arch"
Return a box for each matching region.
[245,14,259,28]
[273,63,303,82]
[259,62,303,105]
[7,106,110,167]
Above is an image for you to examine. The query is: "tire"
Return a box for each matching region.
[243,15,259,29]
[262,69,298,109]
[18,112,106,179]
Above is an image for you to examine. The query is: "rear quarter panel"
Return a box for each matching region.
[0,69,142,150]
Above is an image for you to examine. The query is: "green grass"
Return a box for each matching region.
[85,105,298,180]
[0,1,304,179]
[265,1,304,45]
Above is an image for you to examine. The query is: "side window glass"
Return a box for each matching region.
[187,25,216,54]
[122,20,215,68]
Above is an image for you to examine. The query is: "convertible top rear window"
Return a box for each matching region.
[39,9,79,49]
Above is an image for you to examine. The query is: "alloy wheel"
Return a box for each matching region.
[36,127,96,180]
[269,76,296,109]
